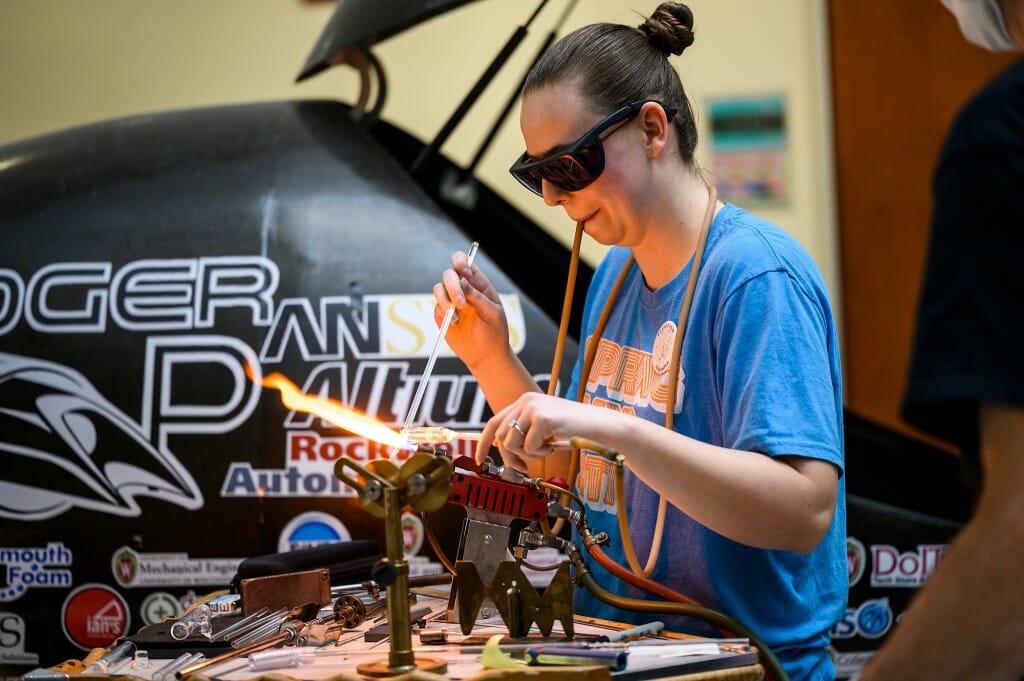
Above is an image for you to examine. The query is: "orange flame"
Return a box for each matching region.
[252,368,409,450]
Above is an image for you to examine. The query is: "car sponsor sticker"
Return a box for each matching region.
[111,546,241,588]
[0,542,73,602]
[0,612,40,667]
[277,512,352,552]
[61,583,130,651]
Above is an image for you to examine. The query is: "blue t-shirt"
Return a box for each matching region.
[567,204,846,681]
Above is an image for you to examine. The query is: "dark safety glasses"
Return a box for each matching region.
[509,100,677,197]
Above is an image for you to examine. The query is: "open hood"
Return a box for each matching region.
[296,0,479,82]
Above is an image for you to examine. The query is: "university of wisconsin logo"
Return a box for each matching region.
[113,547,139,587]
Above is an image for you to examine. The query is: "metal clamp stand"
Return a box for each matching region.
[334,453,452,677]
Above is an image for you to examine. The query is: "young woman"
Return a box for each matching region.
[433,4,846,679]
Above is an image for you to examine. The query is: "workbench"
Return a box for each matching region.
[44,592,763,681]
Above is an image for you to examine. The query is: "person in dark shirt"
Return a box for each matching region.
[860,1,1024,678]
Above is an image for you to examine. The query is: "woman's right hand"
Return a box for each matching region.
[433,249,510,370]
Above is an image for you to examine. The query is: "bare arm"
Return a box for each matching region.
[480,393,839,553]
[858,402,1024,680]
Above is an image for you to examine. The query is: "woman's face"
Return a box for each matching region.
[519,84,651,247]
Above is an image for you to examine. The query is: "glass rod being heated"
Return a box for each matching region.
[401,425,573,450]
[401,241,479,433]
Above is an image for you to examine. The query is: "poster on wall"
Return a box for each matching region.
[707,94,788,207]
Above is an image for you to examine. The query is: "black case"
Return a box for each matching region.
[229,539,382,592]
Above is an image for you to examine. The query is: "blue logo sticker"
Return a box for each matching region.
[830,598,893,640]
[277,511,351,552]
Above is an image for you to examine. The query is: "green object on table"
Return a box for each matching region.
[481,634,528,669]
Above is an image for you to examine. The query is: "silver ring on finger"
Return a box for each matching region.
[508,419,526,438]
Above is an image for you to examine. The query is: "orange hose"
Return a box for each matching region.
[585,541,704,609]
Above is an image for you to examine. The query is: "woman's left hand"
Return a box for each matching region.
[477,393,611,471]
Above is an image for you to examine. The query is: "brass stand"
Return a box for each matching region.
[335,453,452,677]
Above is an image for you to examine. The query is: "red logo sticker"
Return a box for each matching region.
[61,583,130,650]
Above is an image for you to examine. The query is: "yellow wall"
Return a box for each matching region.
[0,0,838,316]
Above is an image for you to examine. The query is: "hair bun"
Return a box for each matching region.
[639,2,695,56]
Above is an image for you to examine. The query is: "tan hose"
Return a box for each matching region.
[539,221,584,536]
[578,184,717,579]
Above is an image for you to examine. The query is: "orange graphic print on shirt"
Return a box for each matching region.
[575,334,684,511]
[585,336,683,414]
